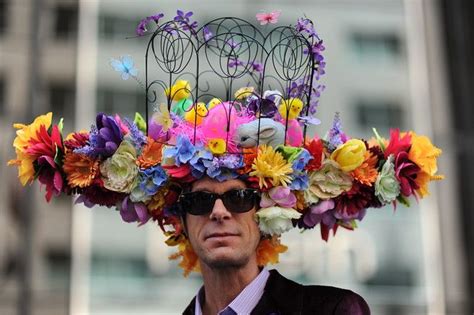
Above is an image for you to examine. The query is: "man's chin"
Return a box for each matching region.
[202,248,249,269]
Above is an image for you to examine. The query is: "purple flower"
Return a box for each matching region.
[250,61,264,73]
[189,145,213,178]
[226,39,241,50]
[228,57,245,68]
[123,118,146,150]
[78,113,123,158]
[174,10,198,33]
[202,26,213,42]
[260,186,297,208]
[202,154,243,181]
[135,13,164,36]
[300,200,335,228]
[246,95,278,118]
[328,112,345,151]
[119,197,150,226]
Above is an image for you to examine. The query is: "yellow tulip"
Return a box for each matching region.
[330,139,366,172]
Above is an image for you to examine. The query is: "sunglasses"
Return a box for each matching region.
[178,188,260,216]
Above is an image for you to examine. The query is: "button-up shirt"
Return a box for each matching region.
[194,267,270,315]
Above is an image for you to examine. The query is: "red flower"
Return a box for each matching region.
[394,151,420,197]
[26,125,64,201]
[162,164,195,182]
[76,178,126,207]
[305,138,324,171]
[64,131,89,152]
[384,129,411,159]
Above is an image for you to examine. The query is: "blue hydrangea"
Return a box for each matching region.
[163,136,197,166]
[130,165,168,203]
[292,149,312,171]
[290,172,309,190]
[189,145,213,179]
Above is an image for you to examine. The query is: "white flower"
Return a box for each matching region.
[256,206,302,235]
[375,155,400,203]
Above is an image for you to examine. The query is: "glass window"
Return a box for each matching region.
[351,32,402,63]
[98,15,137,40]
[49,83,76,131]
[46,250,71,290]
[96,87,142,118]
[0,78,4,116]
[54,4,78,40]
[355,99,404,133]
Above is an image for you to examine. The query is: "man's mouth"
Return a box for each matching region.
[205,232,239,240]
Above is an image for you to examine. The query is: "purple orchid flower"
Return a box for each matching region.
[302,200,335,228]
[120,197,150,226]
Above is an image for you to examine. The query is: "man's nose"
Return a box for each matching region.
[209,198,232,221]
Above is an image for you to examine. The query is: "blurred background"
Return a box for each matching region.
[0,0,472,314]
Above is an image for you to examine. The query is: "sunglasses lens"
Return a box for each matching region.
[180,192,215,215]
[222,189,258,213]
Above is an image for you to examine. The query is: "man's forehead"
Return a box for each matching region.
[191,177,247,192]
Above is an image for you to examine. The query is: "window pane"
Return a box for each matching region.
[54,5,78,40]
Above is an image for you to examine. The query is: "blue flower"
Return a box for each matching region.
[131,165,168,203]
[124,118,146,151]
[290,172,309,190]
[175,136,196,164]
[110,56,138,80]
[292,149,312,171]
[189,145,213,178]
[328,112,344,151]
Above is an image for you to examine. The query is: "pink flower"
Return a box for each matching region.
[256,10,281,25]
[260,186,297,208]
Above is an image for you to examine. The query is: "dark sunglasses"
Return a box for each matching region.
[178,189,260,216]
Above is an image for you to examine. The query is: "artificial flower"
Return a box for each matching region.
[334,182,375,220]
[7,150,36,186]
[351,150,378,186]
[256,206,302,235]
[110,56,138,80]
[64,130,89,152]
[147,186,170,216]
[260,186,297,208]
[119,196,150,226]
[12,112,52,153]
[330,139,366,172]
[394,151,420,197]
[256,236,288,266]
[375,155,400,203]
[256,10,281,25]
[130,165,168,203]
[100,140,138,193]
[327,112,346,151]
[207,138,226,155]
[234,86,255,100]
[302,199,335,228]
[384,128,411,158]
[162,136,196,165]
[304,138,324,171]
[63,152,99,188]
[169,238,200,277]
[306,160,352,200]
[408,132,443,177]
[202,154,243,181]
[250,145,293,188]
[165,80,191,101]
[78,113,123,158]
[137,137,163,168]
[415,172,444,198]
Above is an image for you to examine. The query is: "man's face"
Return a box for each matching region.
[184,177,261,269]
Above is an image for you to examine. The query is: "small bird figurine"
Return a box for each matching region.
[184,102,208,125]
[279,98,303,120]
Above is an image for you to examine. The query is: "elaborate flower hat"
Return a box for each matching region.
[8,10,444,275]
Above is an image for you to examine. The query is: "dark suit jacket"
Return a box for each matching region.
[183,269,370,315]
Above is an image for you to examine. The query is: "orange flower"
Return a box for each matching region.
[256,236,288,266]
[294,190,306,211]
[169,238,201,277]
[63,152,99,188]
[146,186,169,214]
[415,171,444,198]
[238,147,258,175]
[351,150,378,186]
[137,138,163,168]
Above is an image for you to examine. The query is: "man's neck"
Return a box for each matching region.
[200,261,260,315]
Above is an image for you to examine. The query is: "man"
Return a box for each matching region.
[181,177,370,315]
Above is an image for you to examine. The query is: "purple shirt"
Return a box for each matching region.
[194,267,270,315]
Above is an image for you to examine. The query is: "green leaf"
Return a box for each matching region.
[134,112,147,133]
[397,195,410,207]
[372,128,386,152]
[57,118,64,133]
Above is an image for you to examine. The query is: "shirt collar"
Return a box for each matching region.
[194,267,270,315]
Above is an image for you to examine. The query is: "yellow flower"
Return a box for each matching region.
[7,150,36,186]
[12,112,52,152]
[153,103,173,132]
[208,138,226,155]
[408,132,442,176]
[234,86,255,100]
[330,139,366,172]
[250,145,293,188]
[256,236,288,266]
[165,80,191,101]
[279,98,303,120]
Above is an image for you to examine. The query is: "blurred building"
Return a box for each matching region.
[0,0,469,314]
